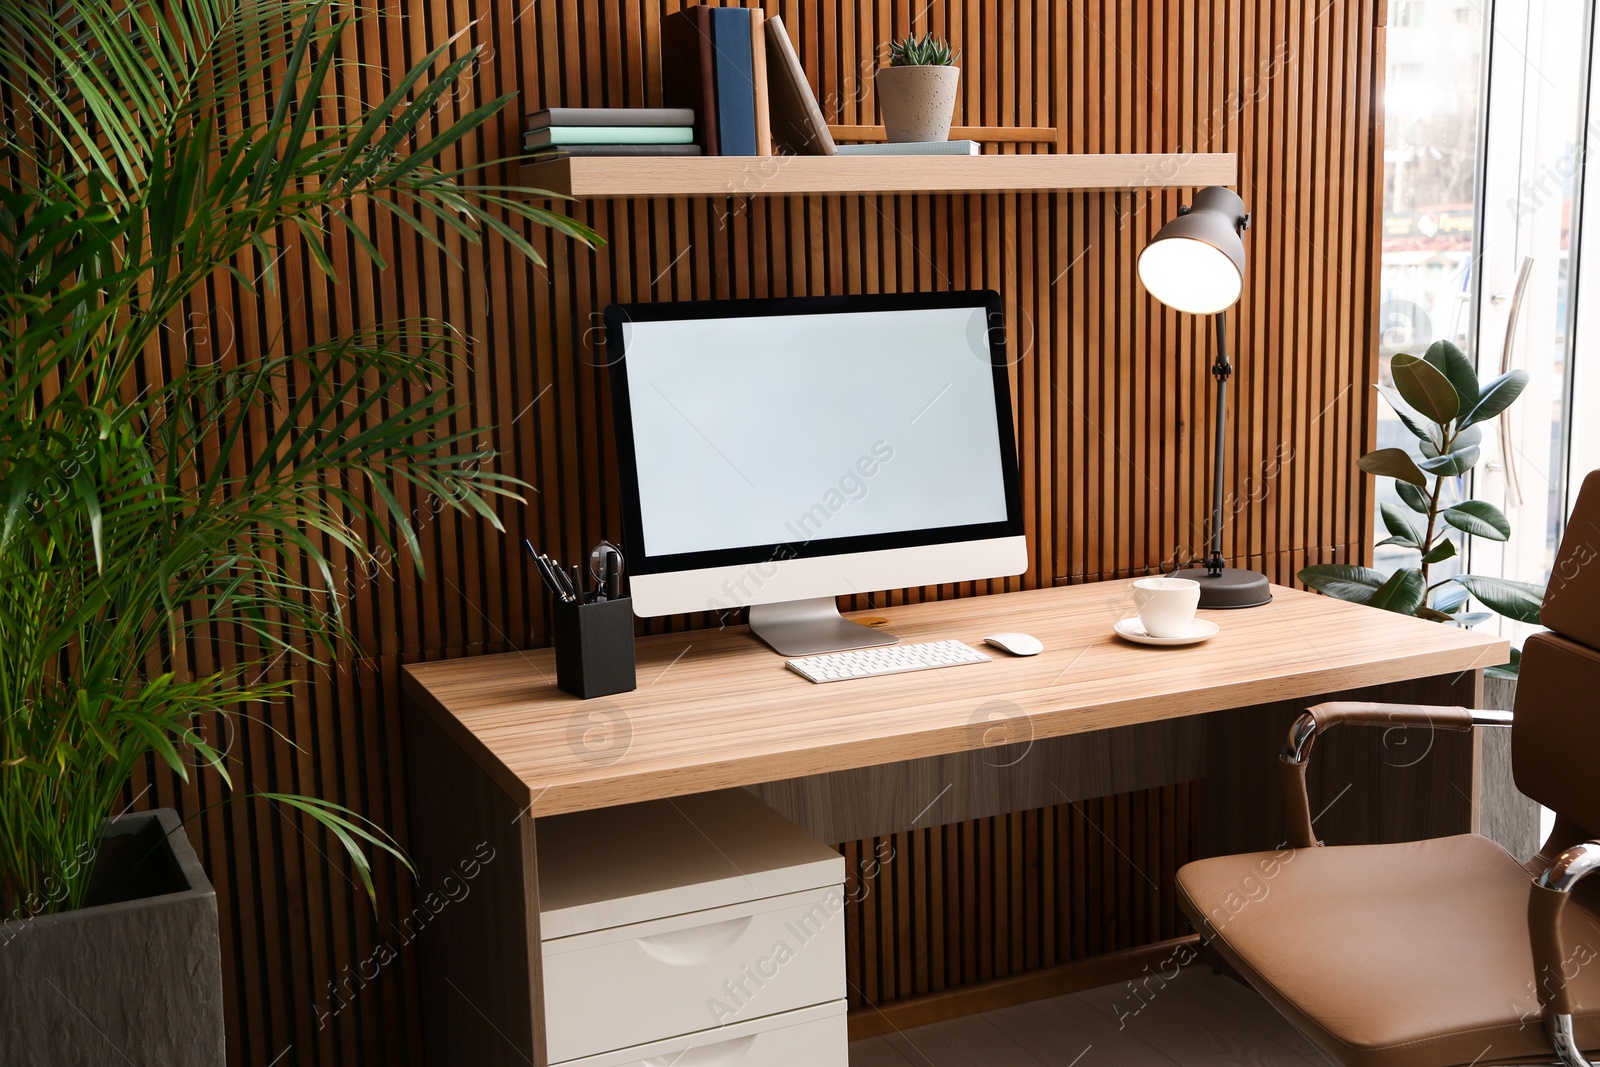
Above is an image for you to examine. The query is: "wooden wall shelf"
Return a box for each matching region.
[519,152,1237,199]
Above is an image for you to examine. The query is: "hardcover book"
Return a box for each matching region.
[764,14,838,155]
[525,144,705,161]
[749,9,772,156]
[835,140,981,156]
[661,8,720,155]
[709,8,758,156]
[526,107,695,128]
[523,126,695,148]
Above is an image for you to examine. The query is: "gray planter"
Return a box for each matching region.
[1480,675,1542,861]
[874,64,961,142]
[0,808,225,1066]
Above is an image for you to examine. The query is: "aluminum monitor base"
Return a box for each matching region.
[748,597,901,657]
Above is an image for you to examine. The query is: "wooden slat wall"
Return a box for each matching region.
[838,784,1202,1010]
[54,1,1386,1064]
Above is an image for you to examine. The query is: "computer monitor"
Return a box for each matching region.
[604,291,1027,656]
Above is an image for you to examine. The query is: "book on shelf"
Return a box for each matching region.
[764,14,834,155]
[835,140,981,156]
[749,9,772,156]
[661,5,773,157]
[661,7,720,155]
[523,126,694,149]
[526,107,695,128]
[709,8,759,156]
[525,145,705,163]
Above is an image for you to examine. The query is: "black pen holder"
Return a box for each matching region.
[554,596,637,699]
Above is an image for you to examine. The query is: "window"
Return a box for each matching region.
[1393,2,1428,29]
[1376,2,1486,581]
[1474,0,1591,609]
[1378,0,1597,617]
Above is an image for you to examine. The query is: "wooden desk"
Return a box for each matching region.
[402,581,1506,1066]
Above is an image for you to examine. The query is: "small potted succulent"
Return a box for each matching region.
[875,33,962,143]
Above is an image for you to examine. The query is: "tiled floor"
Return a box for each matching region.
[850,967,1330,1066]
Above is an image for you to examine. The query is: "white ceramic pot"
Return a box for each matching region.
[874,65,961,143]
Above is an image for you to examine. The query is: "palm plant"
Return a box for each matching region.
[0,0,597,917]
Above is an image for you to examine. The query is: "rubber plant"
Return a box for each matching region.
[0,0,598,919]
[1298,341,1542,678]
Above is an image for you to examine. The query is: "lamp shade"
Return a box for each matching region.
[1137,186,1249,315]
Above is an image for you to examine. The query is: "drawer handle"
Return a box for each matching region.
[634,916,753,965]
[641,1034,757,1066]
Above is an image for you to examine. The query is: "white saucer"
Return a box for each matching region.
[1113,617,1219,647]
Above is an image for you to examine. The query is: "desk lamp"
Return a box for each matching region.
[1137,186,1272,608]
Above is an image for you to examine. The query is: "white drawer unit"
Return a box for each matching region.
[554,1002,847,1067]
[537,789,848,1067]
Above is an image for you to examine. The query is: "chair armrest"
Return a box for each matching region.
[1530,841,1600,1067]
[1277,701,1514,849]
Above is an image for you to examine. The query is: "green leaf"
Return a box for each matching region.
[1421,539,1458,564]
[1376,384,1440,445]
[1433,585,1470,613]
[1423,340,1480,411]
[1460,369,1530,429]
[255,793,415,902]
[1390,353,1460,425]
[1418,446,1481,477]
[1443,500,1512,541]
[1381,502,1422,548]
[1421,423,1482,458]
[1298,564,1390,604]
[1396,480,1432,514]
[1485,646,1522,680]
[1358,448,1429,487]
[1453,574,1547,624]
[1417,607,1455,622]
[1368,568,1426,615]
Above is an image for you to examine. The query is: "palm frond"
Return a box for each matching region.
[0,0,600,917]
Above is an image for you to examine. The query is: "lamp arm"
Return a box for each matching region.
[1207,311,1234,576]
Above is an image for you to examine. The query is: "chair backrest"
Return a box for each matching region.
[1512,470,1600,841]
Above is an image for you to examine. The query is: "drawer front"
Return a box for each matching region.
[555,1001,847,1067]
[543,887,845,1063]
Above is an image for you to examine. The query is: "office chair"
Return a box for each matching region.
[1176,470,1600,1067]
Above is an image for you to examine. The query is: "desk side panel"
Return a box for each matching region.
[1202,671,1483,856]
[404,702,545,1067]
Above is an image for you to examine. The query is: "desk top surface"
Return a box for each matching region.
[402,581,1508,814]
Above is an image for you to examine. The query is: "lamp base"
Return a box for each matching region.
[1169,566,1273,609]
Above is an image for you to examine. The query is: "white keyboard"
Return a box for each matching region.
[786,640,992,683]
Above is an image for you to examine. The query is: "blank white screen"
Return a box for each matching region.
[622,305,1010,556]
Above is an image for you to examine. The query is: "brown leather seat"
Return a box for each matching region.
[1177,470,1600,1067]
[1179,835,1600,1066]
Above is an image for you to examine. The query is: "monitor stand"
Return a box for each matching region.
[747,597,900,657]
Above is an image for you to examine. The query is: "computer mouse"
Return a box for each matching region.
[984,632,1043,657]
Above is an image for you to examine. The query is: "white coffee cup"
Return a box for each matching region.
[1132,577,1202,638]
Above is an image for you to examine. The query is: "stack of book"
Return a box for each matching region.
[662,6,772,156]
[523,107,703,162]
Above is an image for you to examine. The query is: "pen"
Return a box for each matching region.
[545,556,576,604]
[551,557,577,602]
[525,540,569,603]
[570,564,584,604]
[604,549,621,600]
